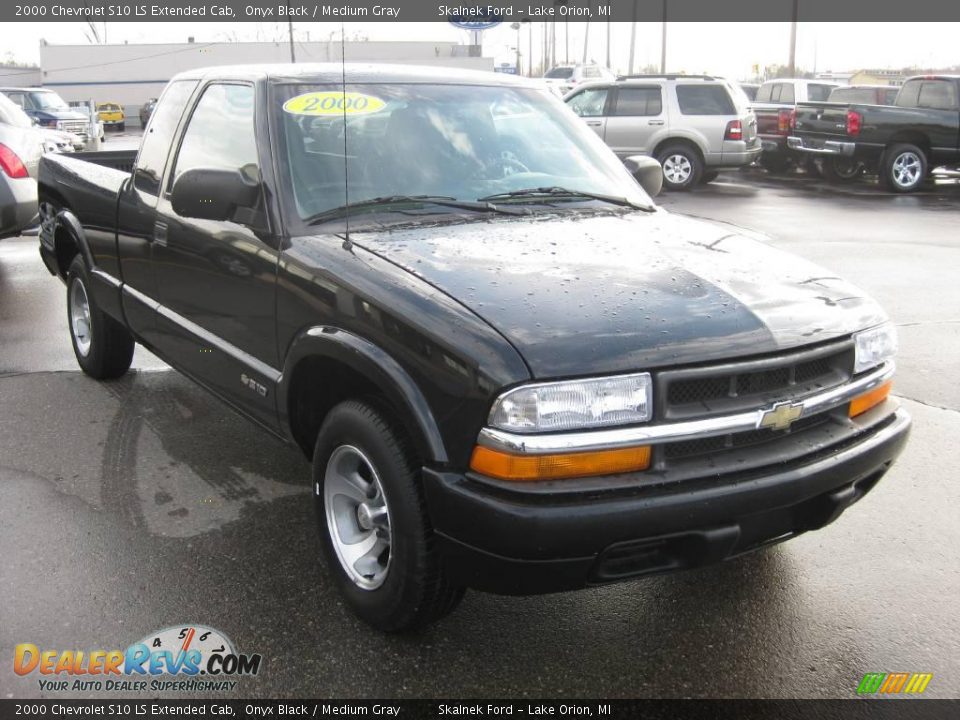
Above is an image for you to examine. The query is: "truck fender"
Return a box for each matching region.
[277,326,448,465]
[49,207,95,277]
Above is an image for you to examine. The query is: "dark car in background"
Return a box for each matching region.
[789,75,960,191]
[38,64,908,632]
[139,97,157,128]
[0,87,90,149]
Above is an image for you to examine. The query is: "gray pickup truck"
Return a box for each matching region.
[788,75,960,191]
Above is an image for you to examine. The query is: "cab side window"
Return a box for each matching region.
[171,83,258,186]
[134,80,197,196]
[566,88,609,117]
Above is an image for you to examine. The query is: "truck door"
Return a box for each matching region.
[565,86,611,140]
[151,81,281,430]
[116,79,197,345]
[603,85,666,158]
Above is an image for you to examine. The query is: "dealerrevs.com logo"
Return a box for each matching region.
[14,625,262,693]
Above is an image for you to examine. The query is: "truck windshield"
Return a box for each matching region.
[275,82,652,224]
[30,91,70,111]
[544,68,575,79]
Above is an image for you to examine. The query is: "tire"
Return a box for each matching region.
[66,255,135,379]
[313,400,464,632]
[656,144,703,191]
[118,123,125,132]
[760,152,791,174]
[880,143,927,193]
[821,157,865,182]
[700,170,720,184]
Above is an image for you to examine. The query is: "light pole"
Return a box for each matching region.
[660,0,667,73]
[628,0,638,75]
[788,0,799,76]
[511,22,521,75]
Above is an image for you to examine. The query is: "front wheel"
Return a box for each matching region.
[313,400,464,632]
[881,143,927,193]
[66,255,134,379]
[656,145,703,191]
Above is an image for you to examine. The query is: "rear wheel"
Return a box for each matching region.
[760,152,791,174]
[656,145,703,191]
[66,256,134,379]
[881,143,927,193]
[700,170,720,184]
[821,157,865,182]
[313,400,464,632]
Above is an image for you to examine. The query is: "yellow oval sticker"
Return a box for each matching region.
[283,91,386,117]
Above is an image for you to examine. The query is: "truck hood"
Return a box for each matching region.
[349,211,887,378]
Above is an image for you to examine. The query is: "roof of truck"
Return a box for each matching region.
[170,63,538,88]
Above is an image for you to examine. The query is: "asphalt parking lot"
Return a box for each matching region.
[1,164,958,699]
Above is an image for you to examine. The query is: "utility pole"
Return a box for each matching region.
[582,5,590,63]
[628,1,638,75]
[660,0,667,73]
[511,22,521,75]
[788,0,798,76]
[565,21,569,63]
[288,19,296,62]
[606,21,611,69]
[528,21,533,76]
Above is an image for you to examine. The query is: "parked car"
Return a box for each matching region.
[1,91,75,154]
[542,64,615,96]
[0,87,90,149]
[0,94,42,239]
[738,83,760,102]
[789,75,960,192]
[96,102,125,131]
[139,98,158,128]
[38,64,909,631]
[752,78,838,171]
[565,74,761,190]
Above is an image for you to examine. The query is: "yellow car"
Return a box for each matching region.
[96,102,125,131]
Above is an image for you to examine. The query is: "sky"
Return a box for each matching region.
[6,22,959,81]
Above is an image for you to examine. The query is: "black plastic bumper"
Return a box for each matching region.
[422,410,910,595]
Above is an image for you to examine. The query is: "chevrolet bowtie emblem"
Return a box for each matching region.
[758,402,804,431]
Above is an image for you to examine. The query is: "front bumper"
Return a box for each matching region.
[423,408,910,595]
[787,136,856,157]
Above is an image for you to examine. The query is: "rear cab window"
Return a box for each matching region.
[917,81,959,110]
[807,84,835,102]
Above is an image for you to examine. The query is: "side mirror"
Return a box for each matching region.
[623,155,663,198]
[171,167,260,222]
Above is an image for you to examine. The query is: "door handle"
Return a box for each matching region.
[152,220,168,247]
[586,120,603,127]
[648,120,665,126]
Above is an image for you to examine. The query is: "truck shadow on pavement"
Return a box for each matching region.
[0,368,859,698]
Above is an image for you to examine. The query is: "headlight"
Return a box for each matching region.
[489,373,653,433]
[854,322,897,374]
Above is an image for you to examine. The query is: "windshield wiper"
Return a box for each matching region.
[478,186,654,211]
[305,195,524,225]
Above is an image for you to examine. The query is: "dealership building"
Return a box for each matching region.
[36,39,492,121]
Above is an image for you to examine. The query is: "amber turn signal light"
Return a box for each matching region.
[469,445,652,482]
[849,380,893,418]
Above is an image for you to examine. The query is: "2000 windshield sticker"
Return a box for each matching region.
[283,91,386,116]
[14,625,262,693]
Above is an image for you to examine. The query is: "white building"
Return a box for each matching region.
[39,40,491,117]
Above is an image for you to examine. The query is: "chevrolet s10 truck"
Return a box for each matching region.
[38,65,909,631]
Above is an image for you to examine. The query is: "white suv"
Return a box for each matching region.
[564,75,761,190]
[542,64,615,97]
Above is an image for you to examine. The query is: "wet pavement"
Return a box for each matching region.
[1,169,958,699]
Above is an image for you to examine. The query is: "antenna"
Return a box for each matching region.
[340,22,351,248]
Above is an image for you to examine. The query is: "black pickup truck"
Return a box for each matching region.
[788,75,960,191]
[38,64,909,631]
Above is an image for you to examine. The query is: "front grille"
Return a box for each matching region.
[663,413,829,461]
[656,340,856,468]
[660,342,854,421]
[60,120,89,136]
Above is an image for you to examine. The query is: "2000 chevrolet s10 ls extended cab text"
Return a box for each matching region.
[38,65,909,631]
